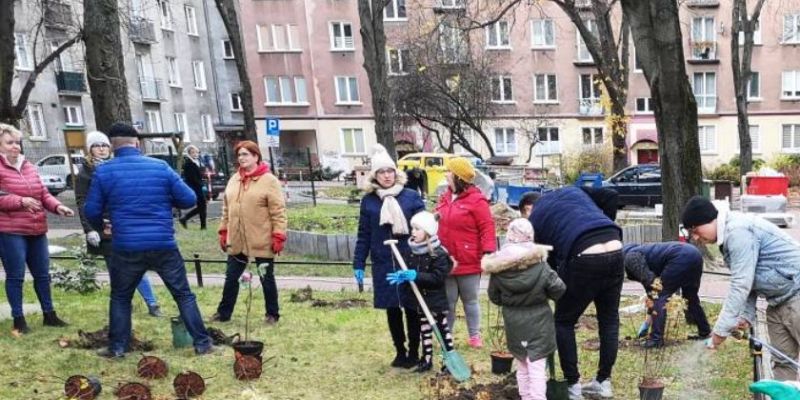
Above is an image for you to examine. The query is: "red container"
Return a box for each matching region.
[746,176,789,197]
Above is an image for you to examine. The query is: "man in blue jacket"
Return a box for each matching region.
[623,242,711,348]
[84,123,214,358]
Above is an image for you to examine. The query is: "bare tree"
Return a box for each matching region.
[621,0,702,240]
[0,0,82,126]
[731,0,766,177]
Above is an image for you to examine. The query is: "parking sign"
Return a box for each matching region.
[266,118,280,147]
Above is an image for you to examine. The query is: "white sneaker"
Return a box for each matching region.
[582,378,613,398]
[568,383,584,400]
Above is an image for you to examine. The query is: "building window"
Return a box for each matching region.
[264,76,307,105]
[698,125,716,153]
[257,24,300,52]
[453,127,476,154]
[533,74,558,103]
[341,128,366,154]
[494,128,516,155]
[692,72,716,113]
[633,45,644,72]
[531,19,555,49]
[335,76,360,104]
[50,40,77,72]
[174,112,189,142]
[439,0,464,8]
[747,72,760,100]
[782,70,800,99]
[184,5,198,36]
[167,57,181,87]
[635,97,654,114]
[738,19,762,45]
[439,25,467,63]
[491,76,514,103]
[576,20,597,63]
[783,124,800,151]
[582,127,603,146]
[388,48,411,75]
[579,73,602,115]
[201,114,214,142]
[330,22,355,51]
[691,16,716,60]
[384,0,406,20]
[145,110,163,133]
[158,0,173,30]
[735,125,761,153]
[26,104,46,140]
[63,105,83,126]
[192,60,206,90]
[222,40,234,59]
[486,21,510,49]
[14,33,32,70]
[535,127,560,155]
[783,13,800,44]
[230,93,243,112]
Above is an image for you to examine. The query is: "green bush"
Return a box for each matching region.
[770,154,800,187]
[706,163,740,184]
[50,247,101,294]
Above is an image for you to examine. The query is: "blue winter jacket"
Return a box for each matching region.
[353,188,425,309]
[84,147,196,252]
[530,186,621,268]
[622,242,703,289]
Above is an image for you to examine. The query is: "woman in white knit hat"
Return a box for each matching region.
[353,144,425,369]
[75,130,162,317]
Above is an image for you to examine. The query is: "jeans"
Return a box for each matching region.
[767,294,800,381]
[554,250,623,384]
[107,249,211,354]
[103,256,158,307]
[445,274,482,337]
[216,255,279,320]
[0,234,54,318]
[650,277,711,343]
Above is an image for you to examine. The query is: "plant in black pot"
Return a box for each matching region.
[638,281,687,400]
[232,270,264,362]
[486,303,514,375]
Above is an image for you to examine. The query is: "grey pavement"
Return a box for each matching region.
[0,303,41,320]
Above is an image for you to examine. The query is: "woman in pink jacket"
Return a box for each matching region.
[0,124,74,334]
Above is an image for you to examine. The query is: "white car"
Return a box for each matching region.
[40,174,67,196]
[35,154,84,188]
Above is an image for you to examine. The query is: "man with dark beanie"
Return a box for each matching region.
[681,195,800,380]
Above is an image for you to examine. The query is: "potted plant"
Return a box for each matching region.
[638,279,687,400]
[231,270,264,360]
[486,302,514,374]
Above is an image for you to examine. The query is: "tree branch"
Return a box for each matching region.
[14,31,82,117]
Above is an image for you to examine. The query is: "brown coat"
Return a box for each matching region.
[219,171,287,258]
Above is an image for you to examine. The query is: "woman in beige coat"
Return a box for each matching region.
[212,141,287,325]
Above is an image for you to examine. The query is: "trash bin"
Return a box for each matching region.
[700,180,712,199]
[713,180,733,200]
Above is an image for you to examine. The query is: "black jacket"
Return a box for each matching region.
[182,157,206,205]
[75,163,112,256]
[406,245,452,313]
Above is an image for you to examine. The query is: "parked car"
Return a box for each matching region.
[146,153,227,200]
[35,154,84,188]
[40,174,67,196]
[602,163,662,208]
[397,152,460,196]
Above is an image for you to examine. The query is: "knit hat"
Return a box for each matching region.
[681,195,718,229]
[447,157,476,184]
[106,122,139,138]
[506,218,534,244]
[369,144,396,176]
[410,211,438,237]
[85,131,110,151]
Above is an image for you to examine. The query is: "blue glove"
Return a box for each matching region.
[386,270,417,285]
[637,320,650,338]
[354,269,364,285]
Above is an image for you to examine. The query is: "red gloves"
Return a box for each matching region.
[219,230,228,252]
[272,232,286,255]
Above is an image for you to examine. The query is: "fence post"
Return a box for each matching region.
[193,253,203,287]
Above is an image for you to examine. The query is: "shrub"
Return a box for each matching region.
[770,154,800,187]
[563,146,613,184]
[50,247,101,294]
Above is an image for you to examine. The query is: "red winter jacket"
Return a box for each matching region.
[0,155,62,236]
[436,185,497,276]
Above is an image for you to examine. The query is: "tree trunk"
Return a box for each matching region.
[214,0,256,142]
[84,0,131,131]
[610,100,629,172]
[358,0,396,159]
[0,0,17,125]
[621,0,702,241]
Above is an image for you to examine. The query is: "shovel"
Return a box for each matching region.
[384,239,471,382]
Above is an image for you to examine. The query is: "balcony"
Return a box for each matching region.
[129,17,156,44]
[55,71,86,94]
[687,0,719,8]
[533,141,562,156]
[578,99,603,116]
[139,78,165,102]
[575,0,592,10]
[45,2,72,27]
[688,40,719,64]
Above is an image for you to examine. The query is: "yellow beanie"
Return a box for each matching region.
[447,157,476,184]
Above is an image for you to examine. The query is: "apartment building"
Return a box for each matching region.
[244,0,800,173]
[11,0,237,164]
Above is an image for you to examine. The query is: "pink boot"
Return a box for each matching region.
[468,334,483,349]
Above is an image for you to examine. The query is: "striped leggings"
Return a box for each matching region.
[420,311,454,363]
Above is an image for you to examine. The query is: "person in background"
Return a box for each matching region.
[75,130,161,317]
[0,124,73,334]
[353,144,425,369]
[179,145,207,230]
[436,157,496,348]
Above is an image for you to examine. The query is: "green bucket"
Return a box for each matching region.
[171,316,193,349]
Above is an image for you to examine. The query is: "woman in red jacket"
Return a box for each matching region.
[436,157,496,348]
[0,124,74,334]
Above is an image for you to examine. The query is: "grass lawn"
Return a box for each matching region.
[0,283,752,399]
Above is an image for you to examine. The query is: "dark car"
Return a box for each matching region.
[602,164,662,208]
[146,153,227,200]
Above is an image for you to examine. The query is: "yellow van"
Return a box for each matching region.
[397,152,459,196]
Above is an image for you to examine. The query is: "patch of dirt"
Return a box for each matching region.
[64,375,99,400]
[290,286,314,303]
[115,382,152,400]
[234,355,263,381]
[137,356,168,380]
[422,373,518,400]
[577,315,598,331]
[173,371,205,399]
[311,298,368,309]
[60,327,154,352]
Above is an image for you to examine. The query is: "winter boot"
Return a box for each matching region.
[390,352,408,368]
[43,311,69,327]
[147,304,163,317]
[13,316,30,334]
[415,360,433,373]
